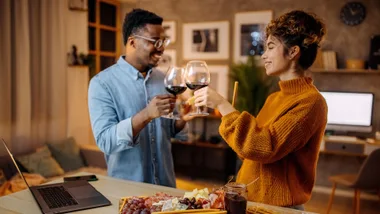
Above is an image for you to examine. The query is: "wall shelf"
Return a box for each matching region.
[311,69,380,74]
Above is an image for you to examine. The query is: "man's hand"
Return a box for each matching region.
[146,94,176,120]
[179,102,196,121]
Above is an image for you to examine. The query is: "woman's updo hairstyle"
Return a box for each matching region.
[265,10,326,70]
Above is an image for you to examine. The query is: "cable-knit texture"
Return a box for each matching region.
[219,77,327,207]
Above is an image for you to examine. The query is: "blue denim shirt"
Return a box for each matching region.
[88,56,187,187]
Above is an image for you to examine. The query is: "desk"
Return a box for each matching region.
[0,172,315,214]
[320,137,380,157]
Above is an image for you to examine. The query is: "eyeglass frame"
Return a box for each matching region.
[132,34,171,49]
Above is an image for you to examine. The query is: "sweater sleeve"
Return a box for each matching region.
[219,97,327,164]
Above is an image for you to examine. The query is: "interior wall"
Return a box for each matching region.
[133,0,380,136]
[136,0,380,68]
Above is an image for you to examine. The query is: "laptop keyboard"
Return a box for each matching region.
[38,186,79,209]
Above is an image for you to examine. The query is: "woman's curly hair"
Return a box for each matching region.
[265,10,326,70]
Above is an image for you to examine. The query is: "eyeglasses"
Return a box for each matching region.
[133,34,171,49]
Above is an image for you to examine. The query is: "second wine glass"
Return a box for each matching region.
[162,66,187,120]
[185,60,210,116]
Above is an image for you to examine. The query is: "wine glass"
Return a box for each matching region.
[184,60,210,116]
[162,66,187,120]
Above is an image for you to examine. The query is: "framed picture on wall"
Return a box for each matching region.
[208,65,229,99]
[162,21,176,44]
[234,11,273,64]
[183,21,229,60]
[156,49,177,73]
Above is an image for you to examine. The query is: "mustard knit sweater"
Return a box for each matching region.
[219,77,327,207]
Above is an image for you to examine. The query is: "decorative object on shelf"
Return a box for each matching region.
[162,21,176,44]
[67,45,94,68]
[234,11,273,64]
[68,0,88,11]
[157,50,176,73]
[346,59,365,69]
[230,56,276,116]
[376,131,380,140]
[183,21,229,60]
[79,53,95,68]
[208,65,229,99]
[311,49,324,69]
[369,35,380,69]
[67,45,79,65]
[322,51,338,69]
[340,2,366,26]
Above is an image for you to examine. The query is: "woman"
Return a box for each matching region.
[193,10,327,210]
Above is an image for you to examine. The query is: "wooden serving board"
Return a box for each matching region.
[119,197,226,214]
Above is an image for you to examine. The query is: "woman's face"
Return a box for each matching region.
[261,35,291,76]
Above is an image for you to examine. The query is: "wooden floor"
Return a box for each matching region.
[176,176,380,214]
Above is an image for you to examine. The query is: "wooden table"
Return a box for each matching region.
[0,172,316,213]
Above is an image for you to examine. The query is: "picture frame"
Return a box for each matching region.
[208,65,229,99]
[162,21,176,44]
[156,49,177,73]
[183,21,229,60]
[234,11,273,63]
[68,0,88,11]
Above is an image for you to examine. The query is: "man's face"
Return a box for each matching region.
[132,24,166,68]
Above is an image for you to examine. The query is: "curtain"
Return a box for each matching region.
[0,0,67,154]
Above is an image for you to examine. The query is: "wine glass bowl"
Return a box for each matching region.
[162,66,187,120]
[184,60,211,116]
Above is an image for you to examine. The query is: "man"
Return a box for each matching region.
[88,8,188,187]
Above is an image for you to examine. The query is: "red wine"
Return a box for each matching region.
[165,86,187,95]
[186,83,208,90]
[224,193,247,214]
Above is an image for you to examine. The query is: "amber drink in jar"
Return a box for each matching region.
[224,182,247,214]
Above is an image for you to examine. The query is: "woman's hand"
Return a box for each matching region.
[193,87,225,109]
[192,87,237,116]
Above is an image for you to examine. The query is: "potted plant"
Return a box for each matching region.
[230,56,276,116]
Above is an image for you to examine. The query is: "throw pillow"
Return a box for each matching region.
[0,169,6,186]
[46,137,85,172]
[16,146,64,177]
[15,159,29,173]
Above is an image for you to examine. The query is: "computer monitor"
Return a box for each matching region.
[320,91,374,133]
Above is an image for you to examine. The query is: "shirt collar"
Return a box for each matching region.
[117,56,153,80]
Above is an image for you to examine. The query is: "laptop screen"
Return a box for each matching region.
[1,138,31,188]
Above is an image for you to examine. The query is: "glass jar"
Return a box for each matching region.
[224,182,248,214]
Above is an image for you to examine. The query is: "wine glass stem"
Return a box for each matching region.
[196,107,201,114]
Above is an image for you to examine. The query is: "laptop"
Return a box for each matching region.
[1,138,111,214]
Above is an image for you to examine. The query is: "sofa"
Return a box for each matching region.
[0,138,107,196]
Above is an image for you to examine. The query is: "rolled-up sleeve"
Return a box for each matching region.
[171,121,188,141]
[88,77,138,155]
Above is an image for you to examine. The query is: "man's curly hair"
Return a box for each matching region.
[122,8,163,45]
[265,10,326,70]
